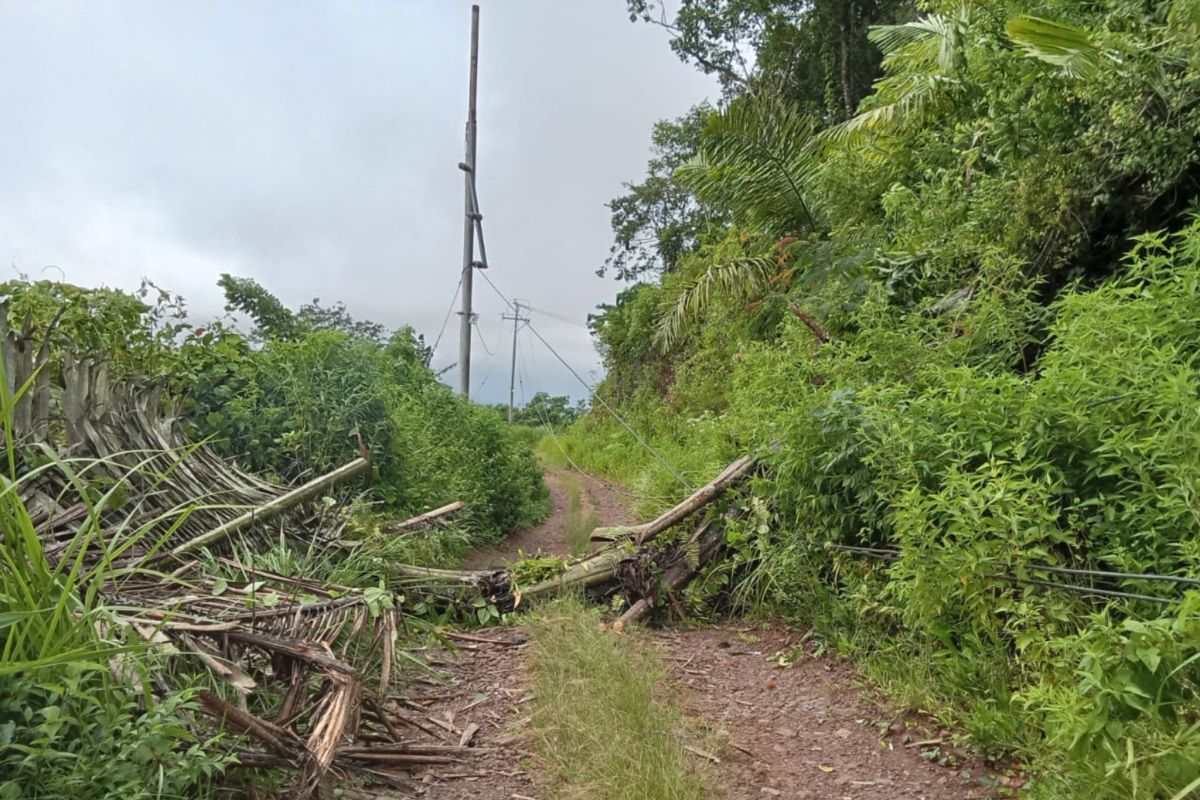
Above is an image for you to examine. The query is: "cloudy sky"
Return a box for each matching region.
[0,1,717,403]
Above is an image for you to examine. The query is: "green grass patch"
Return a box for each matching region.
[524,598,712,800]
[561,477,599,558]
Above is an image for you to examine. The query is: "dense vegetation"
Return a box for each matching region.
[556,1,1200,797]
[0,276,547,798]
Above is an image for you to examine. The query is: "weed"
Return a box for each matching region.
[524,597,712,800]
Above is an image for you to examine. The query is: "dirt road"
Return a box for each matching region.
[398,467,1016,799]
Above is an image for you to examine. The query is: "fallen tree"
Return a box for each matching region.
[589,455,757,544]
[388,454,759,621]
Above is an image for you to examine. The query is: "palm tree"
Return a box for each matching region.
[657,98,830,349]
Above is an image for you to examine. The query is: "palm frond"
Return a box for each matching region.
[825,10,969,146]
[674,98,823,237]
[1006,15,1100,79]
[870,11,967,74]
[656,256,778,351]
[823,74,955,145]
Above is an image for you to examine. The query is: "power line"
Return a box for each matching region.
[515,339,675,505]
[472,318,502,356]
[430,275,463,357]
[527,305,589,328]
[476,268,694,492]
[473,322,506,394]
[826,544,1182,605]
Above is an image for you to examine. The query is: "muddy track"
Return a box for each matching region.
[397,468,1017,799]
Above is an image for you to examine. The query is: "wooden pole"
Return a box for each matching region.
[457,5,480,399]
[503,301,527,423]
[383,500,465,533]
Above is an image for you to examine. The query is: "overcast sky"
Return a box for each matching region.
[0,1,717,403]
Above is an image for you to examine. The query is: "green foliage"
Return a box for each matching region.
[0,365,227,799]
[583,0,1200,795]
[0,667,227,800]
[188,280,549,538]
[1,279,194,381]
[625,0,912,116]
[502,392,587,428]
[602,107,721,280]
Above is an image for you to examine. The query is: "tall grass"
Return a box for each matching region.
[0,362,227,798]
[524,598,711,800]
[561,477,599,558]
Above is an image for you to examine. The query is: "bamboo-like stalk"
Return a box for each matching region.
[591,455,757,544]
[384,500,465,532]
[162,457,370,559]
[518,548,630,600]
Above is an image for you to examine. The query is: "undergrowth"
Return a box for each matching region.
[558,221,1200,799]
[524,597,712,800]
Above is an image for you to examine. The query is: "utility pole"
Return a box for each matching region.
[457,4,480,399]
[503,301,529,423]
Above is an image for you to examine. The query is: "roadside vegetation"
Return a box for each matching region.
[555,1,1200,797]
[525,597,711,800]
[0,276,548,798]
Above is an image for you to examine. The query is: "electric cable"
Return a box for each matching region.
[430,275,463,357]
[825,544,1185,605]
[517,339,675,506]
[476,268,695,492]
[472,317,502,356]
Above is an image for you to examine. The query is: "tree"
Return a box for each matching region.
[601,107,720,280]
[219,274,394,345]
[626,0,912,118]
[658,97,832,347]
[509,392,585,427]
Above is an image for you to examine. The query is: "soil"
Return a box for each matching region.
[393,468,1022,800]
[659,625,1023,799]
[463,469,627,569]
[388,627,537,799]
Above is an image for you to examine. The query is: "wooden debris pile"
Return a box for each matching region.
[116,565,460,797]
[389,455,759,626]
[1,310,457,797]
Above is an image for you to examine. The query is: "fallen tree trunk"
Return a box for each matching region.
[384,500,465,533]
[616,517,726,627]
[387,455,756,616]
[518,547,631,603]
[163,457,370,559]
[591,455,757,544]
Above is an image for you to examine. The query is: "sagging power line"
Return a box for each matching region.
[476,267,695,492]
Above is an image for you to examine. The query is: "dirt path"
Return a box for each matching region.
[398,468,1016,799]
[462,469,627,569]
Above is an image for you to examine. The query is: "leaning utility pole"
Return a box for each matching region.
[503,301,529,423]
[457,4,480,399]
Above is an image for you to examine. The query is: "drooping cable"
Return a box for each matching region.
[476,268,694,492]
[430,275,463,357]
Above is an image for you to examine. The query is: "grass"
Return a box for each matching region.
[561,477,599,558]
[524,597,713,800]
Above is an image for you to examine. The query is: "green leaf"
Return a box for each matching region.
[1006,16,1101,79]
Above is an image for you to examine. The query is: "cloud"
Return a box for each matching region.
[0,0,717,402]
